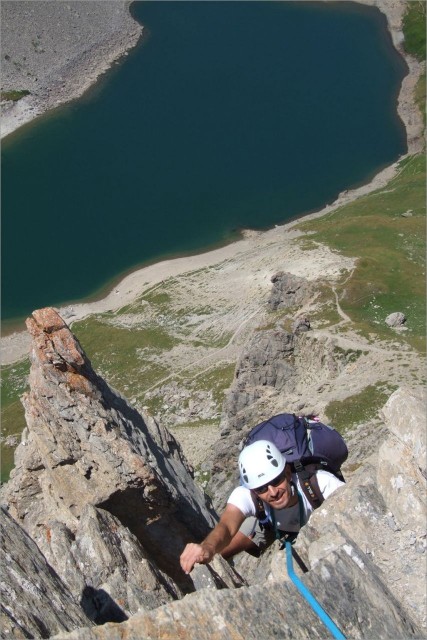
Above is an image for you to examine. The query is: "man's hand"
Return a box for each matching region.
[180,505,245,574]
[180,542,215,574]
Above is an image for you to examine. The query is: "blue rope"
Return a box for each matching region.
[285,540,346,640]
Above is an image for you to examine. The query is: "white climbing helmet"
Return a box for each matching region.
[238,440,286,490]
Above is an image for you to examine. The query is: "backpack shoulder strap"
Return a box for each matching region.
[294,461,324,510]
[254,495,270,526]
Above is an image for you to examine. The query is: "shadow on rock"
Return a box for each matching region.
[80,586,128,625]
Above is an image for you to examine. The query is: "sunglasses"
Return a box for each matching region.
[253,469,287,495]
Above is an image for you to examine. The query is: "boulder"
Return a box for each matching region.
[385,312,406,328]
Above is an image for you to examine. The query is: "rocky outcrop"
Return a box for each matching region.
[222,328,296,424]
[221,327,347,432]
[292,316,311,334]
[268,271,313,310]
[0,308,220,626]
[0,507,92,638]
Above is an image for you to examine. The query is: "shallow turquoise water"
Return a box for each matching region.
[1,1,407,326]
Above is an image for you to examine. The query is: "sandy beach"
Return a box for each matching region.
[1,0,424,366]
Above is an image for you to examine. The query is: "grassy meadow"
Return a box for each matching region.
[295,153,426,352]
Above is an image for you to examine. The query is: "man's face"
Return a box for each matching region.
[253,465,296,509]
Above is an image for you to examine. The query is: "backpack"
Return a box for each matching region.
[243,413,348,509]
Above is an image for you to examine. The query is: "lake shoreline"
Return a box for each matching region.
[0,155,413,366]
[1,0,424,365]
[0,1,143,140]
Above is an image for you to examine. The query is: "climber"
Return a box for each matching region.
[180,439,344,574]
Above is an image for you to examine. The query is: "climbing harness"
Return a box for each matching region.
[271,495,347,640]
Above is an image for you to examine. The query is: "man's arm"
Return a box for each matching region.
[180,504,245,574]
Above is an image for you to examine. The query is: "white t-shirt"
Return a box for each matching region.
[227,470,344,533]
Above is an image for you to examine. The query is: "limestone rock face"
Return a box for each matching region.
[42,504,181,623]
[189,555,247,591]
[50,541,421,640]
[289,386,427,632]
[377,386,426,529]
[0,507,92,638]
[1,308,218,599]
